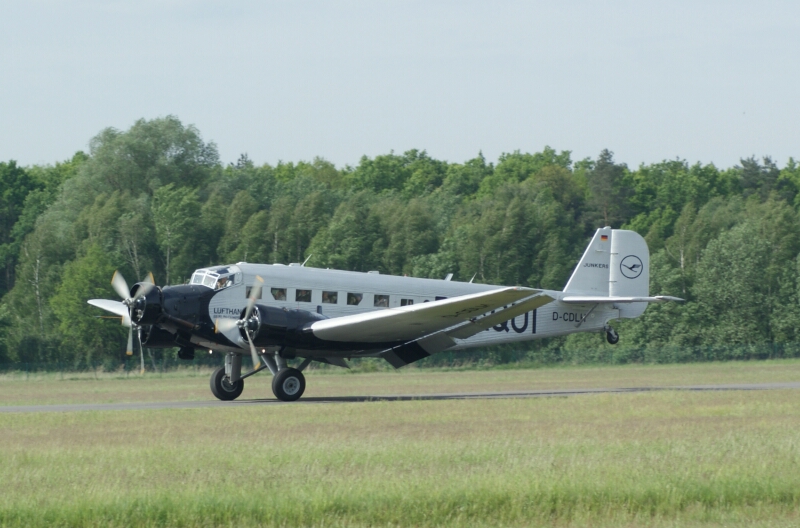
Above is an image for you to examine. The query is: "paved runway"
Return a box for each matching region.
[2,382,800,413]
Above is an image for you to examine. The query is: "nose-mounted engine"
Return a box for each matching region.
[129,282,164,326]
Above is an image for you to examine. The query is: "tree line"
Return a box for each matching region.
[2,116,799,368]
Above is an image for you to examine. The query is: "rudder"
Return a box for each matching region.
[609,229,649,318]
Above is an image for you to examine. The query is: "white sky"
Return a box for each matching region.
[2,1,799,169]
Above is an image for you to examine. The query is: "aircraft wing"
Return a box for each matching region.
[377,293,555,368]
[561,295,684,304]
[88,299,131,327]
[445,293,554,339]
[310,287,540,343]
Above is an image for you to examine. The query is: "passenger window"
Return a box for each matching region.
[296,289,312,302]
[374,294,389,307]
[347,293,363,306]
[435,296,448,301]
[246,285,262,298]
[270,288,287,301]
[401,299,414,306]
[322,291,338,304]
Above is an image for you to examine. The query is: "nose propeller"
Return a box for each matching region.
[215,276,263,370]
[110,271,155,355]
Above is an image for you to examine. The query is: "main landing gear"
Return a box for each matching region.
[272,368,306,402]
[605,325,619,345]
[209,352,311,402]
[210,366,244,401]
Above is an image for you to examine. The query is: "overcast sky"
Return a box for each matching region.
[2,1,799,170]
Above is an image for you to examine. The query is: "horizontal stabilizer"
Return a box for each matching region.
[561,295,684,304]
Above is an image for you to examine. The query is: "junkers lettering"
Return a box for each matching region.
[583,263,608,269]
[620,255,643,279]
[553,311,583,322]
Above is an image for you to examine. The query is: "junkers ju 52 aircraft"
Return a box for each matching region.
[89,227,681,402]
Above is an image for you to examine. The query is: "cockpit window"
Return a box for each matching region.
[202,274,218,288]
[190,266,241,290]
[215,275,234,290]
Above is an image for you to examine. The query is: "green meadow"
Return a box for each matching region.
[1,361,800,527]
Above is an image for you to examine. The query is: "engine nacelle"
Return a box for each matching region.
[130,283,164,326]
[243,305,327,348]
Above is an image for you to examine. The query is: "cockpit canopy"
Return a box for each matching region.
[190,266,242,290]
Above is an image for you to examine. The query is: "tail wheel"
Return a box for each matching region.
[210,367,244,401]
[606,328,620,345]
[272,368,306,402]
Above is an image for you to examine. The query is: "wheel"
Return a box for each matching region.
[606,328,619,345]
[272,368,306,402]
[210,366,244,401]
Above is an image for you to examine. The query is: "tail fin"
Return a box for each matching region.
[564,228,650,318]
[564,227,613,295]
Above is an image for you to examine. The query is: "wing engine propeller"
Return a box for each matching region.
[215,276,264,369]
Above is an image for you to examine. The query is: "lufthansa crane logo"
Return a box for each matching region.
[620,255,643,279]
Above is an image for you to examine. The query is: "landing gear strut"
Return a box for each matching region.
[208,351,310,402]
[605,326,619,345]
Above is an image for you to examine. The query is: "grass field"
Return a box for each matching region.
[1,361,800,526]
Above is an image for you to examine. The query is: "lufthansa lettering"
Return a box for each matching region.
[212,307,241,316]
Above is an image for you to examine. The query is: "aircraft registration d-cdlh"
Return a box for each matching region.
[90,227,682,402]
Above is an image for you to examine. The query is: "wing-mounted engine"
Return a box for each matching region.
[241,305,327,348]
[214,276,329,368]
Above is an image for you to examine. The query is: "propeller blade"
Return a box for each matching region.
[246,329,260,369]
[244,276,264,320]
[136,327,145,375]
[214,318,239,334]
[111,271,130,301]
[126,326,133,356]
[133,272,156,301]
[122,312,131,327]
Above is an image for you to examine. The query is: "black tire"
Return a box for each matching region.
[210,367,244,401]
[606,329,620,345]
[272,368,306,402]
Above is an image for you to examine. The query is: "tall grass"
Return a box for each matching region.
[1,390,799,526]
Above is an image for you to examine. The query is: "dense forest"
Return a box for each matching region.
[2,116,800,369]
